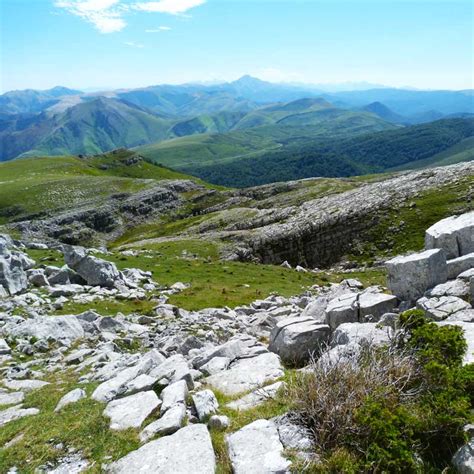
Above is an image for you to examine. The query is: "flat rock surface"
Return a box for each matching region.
[203,352,284,396]
[104,391,161,430]
[226,419,291,474]
[107,424,216,473]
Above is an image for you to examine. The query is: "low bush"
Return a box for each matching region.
[289,310,473,472]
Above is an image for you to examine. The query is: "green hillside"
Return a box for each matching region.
[0,150,200,224]
[138,110,397,169]
[177,118,474,187]
[387,136,474,171]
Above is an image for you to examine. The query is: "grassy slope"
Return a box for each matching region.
[0,151,203,224]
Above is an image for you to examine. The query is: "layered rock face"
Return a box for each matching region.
[232,162,474,267]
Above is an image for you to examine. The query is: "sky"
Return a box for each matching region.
[1,0,473,93]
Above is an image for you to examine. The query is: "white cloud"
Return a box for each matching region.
[133,0,206,15]
[54,0,126,33]
[145,26,172,32]
[55,0,206,33]
[124,41,145,48]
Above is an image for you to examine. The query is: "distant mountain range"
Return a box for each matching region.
[0,76,473,167]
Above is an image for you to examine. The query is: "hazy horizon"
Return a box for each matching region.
[1,0,473,94]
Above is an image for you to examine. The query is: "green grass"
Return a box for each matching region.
[0,151,214,225]
[0,373,141,473]
[104,240,324,311]
[24,242,387,314]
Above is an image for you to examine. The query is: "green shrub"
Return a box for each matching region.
[289,309,472,471]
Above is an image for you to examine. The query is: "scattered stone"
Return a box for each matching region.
[425,279,470,298]
[0,404,39,427]
[160,380,188,413]
[226,419,291,474]
[192,390,218,421]
[107,424,216,473]
[451,437,474,474]
[208,415,230,431]
[3,379,50,392]
[447,253,474,279]
[0,391,25,405]
[139,403,186,442]
[226,381,284,411]
[104,391,161,430]
[0,339,11,355]
[55,388,86,412]
[3,315,84,343]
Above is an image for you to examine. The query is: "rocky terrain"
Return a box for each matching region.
[0,209,473,472]
[9,161,474,270]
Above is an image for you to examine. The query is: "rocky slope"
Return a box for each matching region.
[0,210,473,472]
[8,161,474,272]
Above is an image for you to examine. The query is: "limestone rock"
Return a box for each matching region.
[425,211,474,259]
[160,380,188,413]
[55,388,86,412]
[269,317,330,365]
[203,352,284,396]
[452,437,474,474]
[331,323,392,347]
[226,381,284,411]
[192,389,218,421]
[107,424,216,473]
[417,296,471,321]
[0,404,39,427]
[425,279,470,298]
[64,246,121,288]
[386,249,447,303]
[2,315,84,343]
[226,419,291,474]
[447,253,474,280]
[104,391,161,430]
[140,403,186,442]
[0,339,11,355]
[0,391,25,405]
[3,379,50,392]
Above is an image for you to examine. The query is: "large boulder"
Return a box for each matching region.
[325,291,397,330]
[64,246,121,288]
[425,211,474,259]
[386,249,447,303]
[106,424,216,473]
[226,419,291,474]
[268,317,330,365]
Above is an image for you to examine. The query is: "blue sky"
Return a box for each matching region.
[1,0,473,92]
